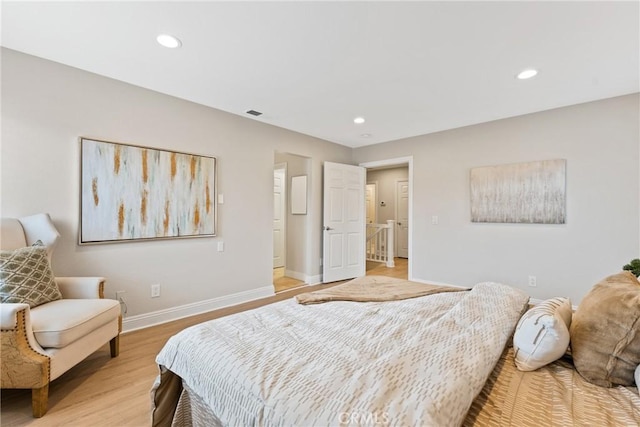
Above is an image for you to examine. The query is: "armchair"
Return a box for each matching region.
[1,213,121,417]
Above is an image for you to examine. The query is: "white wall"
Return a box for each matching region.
[3,48,638,319]
[353,94,640,304]
[1,48,352,320]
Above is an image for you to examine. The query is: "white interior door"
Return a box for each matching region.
[396,180,409,258]
[323,162,366,283]
[273,167,286,268]
[365,183,377,224]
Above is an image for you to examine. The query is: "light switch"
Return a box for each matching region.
[218,194,224,204]
[217,241,224,252]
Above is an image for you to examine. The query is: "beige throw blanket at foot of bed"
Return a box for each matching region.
[296,275,467,304]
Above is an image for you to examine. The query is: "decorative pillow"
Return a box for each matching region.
[0,241,62,308]
[570,271,640,387]
[513,297,572,371]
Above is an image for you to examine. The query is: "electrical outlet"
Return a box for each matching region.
[217,241,224,252]
[528,275,537,287]
[151,284,161,298]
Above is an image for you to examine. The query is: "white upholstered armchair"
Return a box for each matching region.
[0,213,121,417]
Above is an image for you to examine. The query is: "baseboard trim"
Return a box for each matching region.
[121,285,275,333]
[306,274,322,285]
[408,277,468,289]
[409,277,557,308]
[284,269,306,282]
[284,270,322,286]
[528,296,578,311]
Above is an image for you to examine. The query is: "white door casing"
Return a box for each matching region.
[396,180,409,258]
[273,166,286,268]
[323,162,366,283]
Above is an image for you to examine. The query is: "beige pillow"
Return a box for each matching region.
[570,271,640,387]
[0,241,62,308]
[513,297,572,371]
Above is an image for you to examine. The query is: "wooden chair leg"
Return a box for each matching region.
[32,384,49,418]
[110,335,120,357]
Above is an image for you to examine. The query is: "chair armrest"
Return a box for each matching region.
[1,303,30,329]
[55,277,106,299]
[1,303,49,389]
[1,303,46,353]
[1,304,44,352]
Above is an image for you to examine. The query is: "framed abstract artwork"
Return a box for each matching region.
[290,175,308,215]
[80,137,216,244]
[470,159,566,224]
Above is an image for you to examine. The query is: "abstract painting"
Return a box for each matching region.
[470,159,566,224]
[80,138,216,244]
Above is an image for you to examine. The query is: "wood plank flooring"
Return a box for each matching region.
[272,267,305,293]
[366,257,408,279]
[1,259,408,426]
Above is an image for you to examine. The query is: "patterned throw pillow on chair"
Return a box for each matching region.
[0,240,62,307]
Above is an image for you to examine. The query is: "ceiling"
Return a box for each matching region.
[2,1,638,148]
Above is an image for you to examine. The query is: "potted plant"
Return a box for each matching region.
[623,258,640,277]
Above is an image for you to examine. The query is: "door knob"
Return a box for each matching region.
[324,226,333,231]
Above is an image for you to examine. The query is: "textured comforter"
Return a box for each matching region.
[154,281,528,426]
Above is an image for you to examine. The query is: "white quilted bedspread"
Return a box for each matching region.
[155,281,528,426]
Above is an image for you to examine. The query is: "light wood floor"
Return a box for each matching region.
[366,257,408,279]
[1,258,408,426]
[272,267,305,293]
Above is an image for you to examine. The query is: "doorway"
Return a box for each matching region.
[273,164,286,269]
[273,152,311,293]
[360,157,413,280]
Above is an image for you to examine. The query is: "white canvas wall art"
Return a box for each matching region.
[291,175,308,215]
[80,138,216,244]
[470,159,566,224]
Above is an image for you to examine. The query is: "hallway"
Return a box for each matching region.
[366,257,408,280]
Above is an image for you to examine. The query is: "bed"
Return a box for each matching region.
[151,276,640,426]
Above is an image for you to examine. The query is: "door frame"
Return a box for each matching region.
[395,178,409,258]
[273,163,287,271]
[359,156,414,280]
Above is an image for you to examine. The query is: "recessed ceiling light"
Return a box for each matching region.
[354,117,365,124]
[157,34,182,49]
[517,69,538,80]
[360,133,372,138]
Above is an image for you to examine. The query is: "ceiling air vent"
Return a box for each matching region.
[246,110,263,116]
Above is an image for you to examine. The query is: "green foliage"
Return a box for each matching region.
[623,258,640,277]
